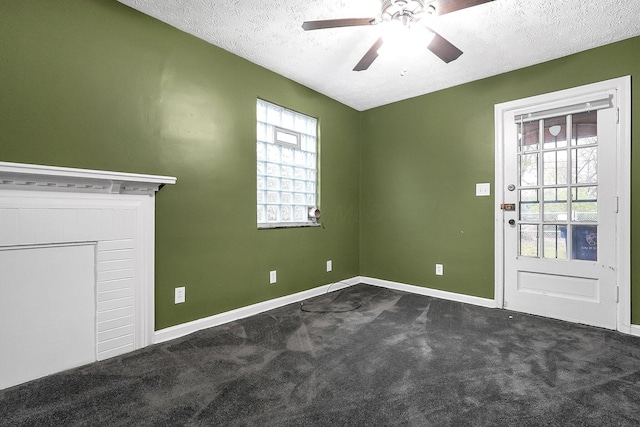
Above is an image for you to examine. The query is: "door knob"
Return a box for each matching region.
[508,219,516,226]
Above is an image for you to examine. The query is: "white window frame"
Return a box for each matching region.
[256,99,319,228]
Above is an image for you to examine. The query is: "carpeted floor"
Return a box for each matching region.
[2,283,640,426]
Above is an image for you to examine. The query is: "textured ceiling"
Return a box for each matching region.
[117,0,640,111]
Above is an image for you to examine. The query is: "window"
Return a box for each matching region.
[256,99,318,228]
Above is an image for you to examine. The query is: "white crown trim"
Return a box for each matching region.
[0,161,176,195]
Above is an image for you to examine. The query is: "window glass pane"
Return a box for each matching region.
[519,224,538,257]
[266,177,279,191]
[267,144,280,163]
[306,181,315,193]
[572,225,597,261]
[266,191,279,204]
[571,147,598,184]
[257,101,266,122]
[572,186,597,222]
[266,104,280,124]
[307,169,316,180]
[266,162,278,176]
[543,150,568,185]
[257,122,268,142]
[275,129,298,147]
[294,115,306,133]
[257,142,266,161]
[257,99,318,226]
[294,206,306,221]
[303,135,316,153]
[281,110,294,129]
[281,165,293,178]
[543,225,567,259]
[294,167,305,179]
[519,122,539,152]
[306,153,316,168]
[267,205,279,222]
[519,189,539,222]
[281,205,292,221]
[543,117,567,149]
[543,188,567,221]
[519,153,538,186]
[281,147,294,165]
[281,192,292,204]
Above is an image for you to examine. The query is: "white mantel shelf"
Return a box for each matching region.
[0,161,176,195]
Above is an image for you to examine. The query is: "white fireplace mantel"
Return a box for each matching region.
[0,161,176,195]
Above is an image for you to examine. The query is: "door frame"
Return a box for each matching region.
[494,76,631,333]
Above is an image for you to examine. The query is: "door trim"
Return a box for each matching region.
[494,76,631,332]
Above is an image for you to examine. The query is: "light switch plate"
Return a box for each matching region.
[175,287,185,304]
[327,260,332,272]
[269,270,277,284]
[476,183,491,196]
[435,264,444,276]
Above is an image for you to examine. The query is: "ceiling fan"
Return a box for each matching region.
[302,0,494,71]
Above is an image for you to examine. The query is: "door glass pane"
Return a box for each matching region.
[519,153,538,186]
[572,225,597,261]
[519,224,538,257]
[519,121,539,152]
[543,224,567,259]
[571,111,597,146]
[543,117,567,149]
[519,189,539,221]
[543,150,568,185]
[543,188,567,221]
[571,147,598,184]
[515,112,599,262]
[572,186,597,222]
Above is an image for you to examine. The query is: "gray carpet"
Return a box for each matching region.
[2,283,640,426]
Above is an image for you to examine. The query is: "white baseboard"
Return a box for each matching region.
[360,276,498,309]
[628,324,640,338]
[153,277,359,344]
[157,276,640,345]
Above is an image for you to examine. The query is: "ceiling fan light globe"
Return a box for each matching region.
[381,0,426,23]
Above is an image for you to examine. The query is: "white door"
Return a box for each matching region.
[498,82,624,329]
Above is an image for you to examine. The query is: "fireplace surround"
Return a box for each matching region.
[0,161,175,389]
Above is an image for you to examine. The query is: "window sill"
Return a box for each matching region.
[258,222,321,229]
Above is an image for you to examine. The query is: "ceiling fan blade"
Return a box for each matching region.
[302,18,376,31]
[353,37,384,71]
[428,0,494,16]
[427,31,463,63]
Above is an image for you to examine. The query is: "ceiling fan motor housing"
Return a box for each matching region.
[381,0,427,24]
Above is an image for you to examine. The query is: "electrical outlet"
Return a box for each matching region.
[175,287,185,304]
[435,264,444,276]
[269,270,277,284]
[327,260,332,272]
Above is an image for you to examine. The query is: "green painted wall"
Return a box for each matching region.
[0,0,360,329]
[359,36,640,320]
[2,0,639,329]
